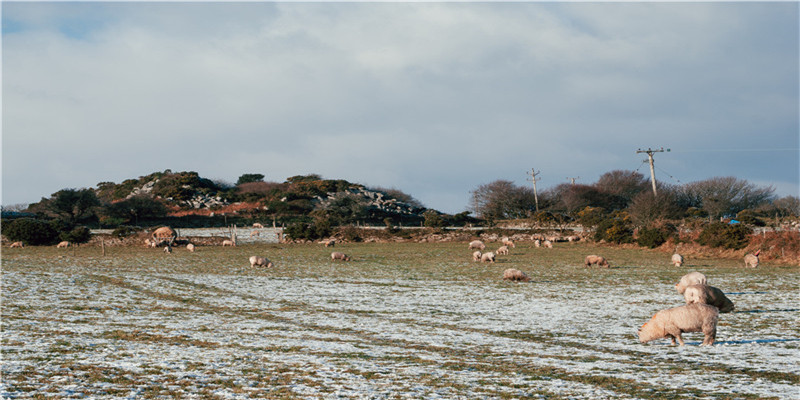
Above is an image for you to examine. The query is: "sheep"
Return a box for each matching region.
[186,243,195,252]
[502,268,530,282]
[638,303,719,346]
[144,239,157,248]
[468,240,486,251]
[566,235,580,242]
[480,252,496,263]
[252,223,264,228]
[675,271,707,294]
[496,245,509,256]
[331,252,351,261]
[472,251,482,262]
[744,250,760,268]
[543,240,553,249]
[501,237,515,248]
[164,246,172,254]
[534,239,541,248]
[683,284,735,313]
[222,239,236,247]
[672,253,684,267]
[323,239,336,247]
[249,256,274,268]
[250,230,260,237]
[9,242,23,248]
[584,255,609,268]
[56,241,70,248]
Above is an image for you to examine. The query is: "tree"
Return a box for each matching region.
[29,188,101,224]
[102,195,168,224]
[627,188,683,228]
[1,218,59,245]
[470,180,536,220]
[236,174,265,186]
[595,170,649,206]
[681,177,775,219]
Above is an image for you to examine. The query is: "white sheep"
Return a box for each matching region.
[252,223,264,228]
[222,239,236,247]
[164,246,172,254]
[496,245,509,256]
[671,253,684,267]
[584,255,609,268]
[186,243,195,252]
[249,256,274,268]
[56,241,70,248]
[543,240,553,249]
[744,250,760,268]
[331,252,351,261]
[502,268,530,282]
[472,251,482,262]
[534,239,541,248]
[683,284,735,313]
[323,239,336,247]
[501,237,515,248]
[480,252,496,263]
[675,271,707,294]
[468,240,486,251]
[9,242,23,248]
[250,230,260,237]
[638,303,719,346]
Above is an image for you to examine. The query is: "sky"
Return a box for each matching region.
[2,1,798,214]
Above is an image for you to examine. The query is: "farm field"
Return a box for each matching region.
[2,241,798,399]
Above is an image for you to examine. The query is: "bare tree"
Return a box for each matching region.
[595,170,649,205]
[681,177,775,219]
[628,188,683,227]
[470,180,536,220]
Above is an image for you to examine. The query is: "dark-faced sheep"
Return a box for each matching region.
[480,252,496,263]
[672,253,684,267]
[331,252,351,261]
[638,303,719,346]
[323,239,336,247]
[584,255,609,268]
[534,239,541,248]
[675,271,707,294]
[164,246,172,254]
[683,284,735,313]
[249,256,274,268]
[744,250,760,268]
[468,240,486,251]
[502,268,529,282]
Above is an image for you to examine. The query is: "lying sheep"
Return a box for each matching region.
[496,245,509,256]
[331,252,351,261]
[501,238,515,248]
[502,268,529,282]
[480,252,496,263]
[638,303,719,346]
[744,250,760,268]
[472,251,482,262]
[249,256,274,268]
[57,241,70,248]
[468,240,486,251]
[9,241,23,248]
[222,239,236,247]
[584,255,609,268]
[675,271,707,294]
[186,243,195,252]
[543,240,553,249]
[683,284,735,313]
[672,253,684,267]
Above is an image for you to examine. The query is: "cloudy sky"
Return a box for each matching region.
[2,2,798,214]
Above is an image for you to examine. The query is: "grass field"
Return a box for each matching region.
[2,241,798,399]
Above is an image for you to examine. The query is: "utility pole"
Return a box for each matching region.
[567,177,580,185]
[527,168,541,212]
[636,147,670,196]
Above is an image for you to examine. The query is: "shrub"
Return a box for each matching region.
[60,226,92,244]
[696,222,752,250]
[112,225,142,238]
[637,225,676,248]
[423,210,446,228]
[337,226,363,242]
[284,220,332,241]
[594,218,634,244]
[1,218,59,245]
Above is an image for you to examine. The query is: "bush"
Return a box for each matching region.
[337,226,363,242]
[1,218,59,245]
[60,226,92,244]
[696,222,752,250]
[594,218,634,244]
[284,220,332,241]
[636,225,676,248]
[112,225,142,238]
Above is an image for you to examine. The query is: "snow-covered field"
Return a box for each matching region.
[2,242,798,399]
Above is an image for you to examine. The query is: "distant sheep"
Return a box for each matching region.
[502,268,529,282]
[9,242,23,248]
[638,303,719,346]
[250,230,260,237]
[584,255,609,268]
[501,238,515,248]
[744,250,760,268]
[543,240,553,249]
[222,240,236,247]
[252,223,264,228]
[144,239,157,248]
[472,251,482,262]
[480,252,496,263]
[683,284,735,313]
[671,253,684,267]
[566,236,580,242]
[56,241,70,248]
[331,252,351,262]
[534,239,541,248]
[249,256,274,268]
[164,246,172,254]
[675,271,707,294]
[496,246,509,256]
[468,240,486,251]
[323,239,336,247]
[186,243,195,252]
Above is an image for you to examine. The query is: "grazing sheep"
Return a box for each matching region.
[186,243,195,252]
[9,241,23,248]
[164,246,172,254]
[331,252,351,261]
[57,241,70,248]
[472,251,482,262]
[501,238,516,248]
[534,239,541,248]
[249,256,274,268]
[144,239,157,248]
[323,239,336,247]
[543,240,553,249]
[672,253,684,267]
[638,303,719,346]
[222,239,236,247]
[584,255,609,268]
[468,240,486,251]
[502,268,530,282]
[480,252,496,263]
[252,223,264,228]
[744,250,760,268]
[566,235,580,242]
[683,284,735,313]
[250,230,260,237]
[675,271,707,294]
[496,245,509,256]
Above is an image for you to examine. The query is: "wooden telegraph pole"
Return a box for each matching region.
[527,168,541,212]
[636,147,670,196]
[567,177,580,185]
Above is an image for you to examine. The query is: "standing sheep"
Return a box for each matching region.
[744,250,760,268]
[683,284,735,313]
[472,251,482,262]
[496,245,509,256]
[671,253,684,267]
[164,246,172,254]
[675,271,707,294]
[221,239,236,247]
[638,303,719,346]
[468,240,486,251]
[323,239,336,247]
[331,252,351,261]
[249,256,274,268]
[584,255,609,268]
[480,252,496,263]
[501,238,516,248]
[534,239,541,248]
[250,230,260,237]
[502,268,530,282]
[252,223,264,228]
[9,242,23,248]
[56,241,70,248]
[186,243,195,252]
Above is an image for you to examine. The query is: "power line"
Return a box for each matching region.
[676,148,799,153]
